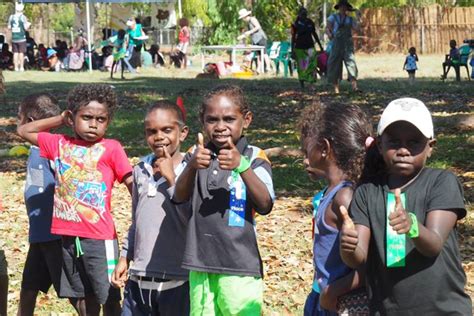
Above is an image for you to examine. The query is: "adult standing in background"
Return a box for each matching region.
[8,2,31,72]
[291,7,324,89]
[126,17,147,73]
[326,0,360,93]
[237,8,273,73]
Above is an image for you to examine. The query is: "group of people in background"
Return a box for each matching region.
[290,0,360,93]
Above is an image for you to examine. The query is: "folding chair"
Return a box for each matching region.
[272,41,293,77]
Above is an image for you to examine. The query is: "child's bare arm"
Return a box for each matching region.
[320,269,365,311]
[123,173,133,195]
[240,168,273,214]
[412,211,458,257]
[174,133,211,203]
[17,111,68,145]
[340,206,371,269]
[389,190,458,257]
[218,138,273,214]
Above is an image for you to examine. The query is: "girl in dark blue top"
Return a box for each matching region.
[299,101,372,315]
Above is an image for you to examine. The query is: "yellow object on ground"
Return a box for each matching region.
[232,71,254,79]
[9,145,29,157]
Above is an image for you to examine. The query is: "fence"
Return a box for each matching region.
[356,5,474,54]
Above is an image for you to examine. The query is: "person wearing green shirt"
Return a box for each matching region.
[125,18,147,73]
[7,2,31,72]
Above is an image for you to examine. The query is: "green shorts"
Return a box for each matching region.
[189,271,262,316]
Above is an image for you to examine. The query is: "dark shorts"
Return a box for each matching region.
[304,290,338,316]
[21,239,63,294]
[254,38,268,54]
[0,249,7,276]
[407,70,416,74]
[12,41,27,53]
[122,279,189,316]
[60,237,120,305]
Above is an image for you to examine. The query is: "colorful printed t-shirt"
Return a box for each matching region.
[38,132,132,240]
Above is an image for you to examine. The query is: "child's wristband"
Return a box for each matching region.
[234,156,251,174]
[407,213,419,239]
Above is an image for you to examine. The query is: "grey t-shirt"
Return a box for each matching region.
[351,168,471,315]
[121,154,191,280]
[180,137,275,277]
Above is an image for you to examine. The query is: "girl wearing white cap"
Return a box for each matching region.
[340,98,472,315]
[237,8,272,73]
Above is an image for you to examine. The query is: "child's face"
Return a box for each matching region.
[145,108,188,158]
[378,121,435,183]
[450,40,456,48]
[71,101,110,143]
[202,95,252,149]
[303,138,326,181]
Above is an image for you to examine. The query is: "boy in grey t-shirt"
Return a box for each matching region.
[112,100,190,315]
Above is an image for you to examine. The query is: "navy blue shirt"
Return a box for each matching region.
[24,146,59,243]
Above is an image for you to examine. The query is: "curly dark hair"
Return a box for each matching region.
[298,101,373,183]
[67,84,117,118]
[146,100,185,127]
[178,18,189,27]
[200,85,250,122]
[19,93,60,121]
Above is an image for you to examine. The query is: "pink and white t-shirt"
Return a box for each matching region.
[38,132,132,240]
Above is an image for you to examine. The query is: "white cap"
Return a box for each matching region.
[238,8,252,19]
[15,2,24,12]
[377,98,434,138]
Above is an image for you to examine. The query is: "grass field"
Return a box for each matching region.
[0,53,473,315]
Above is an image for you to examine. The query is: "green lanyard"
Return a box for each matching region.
[75,237,84,258]
[386,192,406,268]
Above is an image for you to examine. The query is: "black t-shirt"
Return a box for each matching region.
[181,137,274,277]
[351,168,472,315]
[292,18,316,49]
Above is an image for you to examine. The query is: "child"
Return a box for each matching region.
[299,102,370,315]
[174,85,275,315]
[441,39,460,80]
[112,100,191,315]
[17,84,133,316]
[17,94,79,315]
[403,47,418,85]
[340,98,472,315]
[110,29,127,80]
[176,18,190,69]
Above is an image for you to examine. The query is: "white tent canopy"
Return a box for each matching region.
[21,0,179,72]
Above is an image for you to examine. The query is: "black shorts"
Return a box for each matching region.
[60,237,120,304]
[254,38,268,54]
[122,279,190,316]
[21,239,63,294]
[407,70,416,74]
[12,41,27,53]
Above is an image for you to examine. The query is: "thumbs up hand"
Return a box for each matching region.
[154,145,175,185]
[388,188,411,234]
[190,133,212,170]
[217,137,241,170]
[340,205,359,252]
